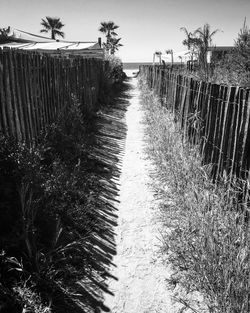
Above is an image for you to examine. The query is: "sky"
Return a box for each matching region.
[1,0,250,62]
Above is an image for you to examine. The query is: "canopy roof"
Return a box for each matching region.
[1,41,101,51]
[0,27,55,43]
[0,27,102,55]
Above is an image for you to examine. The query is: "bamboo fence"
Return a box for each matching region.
[0,49,105,144]
[140,65,250,185]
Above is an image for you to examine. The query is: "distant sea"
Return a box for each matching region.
[123,62,152,70]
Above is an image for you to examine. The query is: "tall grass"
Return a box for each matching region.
[139,76,250,313]
[0,56,128,311]
[0,97,100,312]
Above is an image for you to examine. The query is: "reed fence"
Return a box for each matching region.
[140,65,250,185]
[0,49,106,144]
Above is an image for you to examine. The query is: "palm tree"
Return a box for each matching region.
[99,21,119,41]
[109,37,123,55]
[99,21,120,53]
[194,23,220,71]
[195,23,220,49]
[40,17,65,40]
[180,27,194,50]
[155,51,162,64]
[0,26,11,43]
[180,27,202,64]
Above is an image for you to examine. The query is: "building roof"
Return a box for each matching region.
[161,50,197,62]
[207,46,234,51]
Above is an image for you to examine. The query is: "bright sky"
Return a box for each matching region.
[1,0,250,62]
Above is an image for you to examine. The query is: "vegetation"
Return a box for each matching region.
[180,20,250,86]
[106,54,126,82]
[0,98,94,312]
[194,24,220,72]
[180,23,219,78]
[139,77,250,313]
[98,54,126,109]
[108,37,123,55]
[0,60,128,311]
[99,21,123,55]
[211,19,250,87]
[234,18,250,71]
[0,27,11,43]
[180,27,202,62]
[40,17,65,39]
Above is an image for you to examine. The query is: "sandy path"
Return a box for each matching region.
[103,74,180,313]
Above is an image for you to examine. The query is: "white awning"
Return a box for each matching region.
[0,27,102,52]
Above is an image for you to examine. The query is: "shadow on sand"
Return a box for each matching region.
[66,80,133,313]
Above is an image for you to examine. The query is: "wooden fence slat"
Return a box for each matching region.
[3,51,16,136]
[0,51,8,135]
[37,54,47,128]
[209,84,221,178]
[231,88,243,177]
[225,87,238,178]
[241,90,250,180]
[8,51,22,140]
[27,53,38,140]
[214,86,227,180]
[202,83,213,163]
[13,51,26,141]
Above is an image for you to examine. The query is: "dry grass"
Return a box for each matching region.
[139,76,250,313]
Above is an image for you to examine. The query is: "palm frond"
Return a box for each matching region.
[54,30,65,38]
[40,19,50,30]
[40,16,65,39]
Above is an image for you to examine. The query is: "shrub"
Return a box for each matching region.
[104,54,126,84]
[210,54,250,87]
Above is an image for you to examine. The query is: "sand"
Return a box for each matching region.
[102,73,180,313]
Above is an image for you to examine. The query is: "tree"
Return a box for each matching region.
[99,21,119,41]
[40,17,65,40]
[194,23,220,72]
[0,27,11,43]
[107,37,123,55]
[180,27,202,64]
[99,21,122,54]
[234,18,250,71]
[210,19,250,87]
[180,27,194,50]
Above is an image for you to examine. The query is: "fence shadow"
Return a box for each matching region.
[69,81,132,313]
